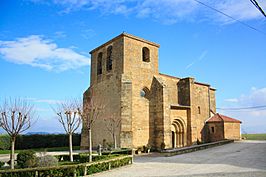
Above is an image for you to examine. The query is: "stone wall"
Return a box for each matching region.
[191,82,212,143]
[224,122,241,140]
[159,74,180,105]
[210,89,216,113]
[150,77,164,149]
[81,37,124,149]
[123,35,159,148]
[80,89,90,149]
[206,122,224,142]
[177,78,191,106]
[81,79,122,148]
[120,77,133,148]
[90,37,124,85]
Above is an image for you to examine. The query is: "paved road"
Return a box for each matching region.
[93,140,266,177]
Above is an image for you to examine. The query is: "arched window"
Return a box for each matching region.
[140,87,150,99]
[142,47,150,62]
[106,46,113,71]
[97,52,103,75]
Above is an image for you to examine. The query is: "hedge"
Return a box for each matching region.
[0,155,133,177]
[56,154,121,163]
[14,134,81,150]
[54,149,132,163]
[0,135,10,150]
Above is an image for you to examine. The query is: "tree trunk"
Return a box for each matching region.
[89,129,92,162]
[10,137,15,169]
[113,133,117,149]
[69,133,73,162]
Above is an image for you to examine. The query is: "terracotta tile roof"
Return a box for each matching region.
[206,113,241,123]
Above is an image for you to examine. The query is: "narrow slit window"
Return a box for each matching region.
[97,52,103,75]
[211,127,215,133]
[106,46,113,71]
[198,106,201,114]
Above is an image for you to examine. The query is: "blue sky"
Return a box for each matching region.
[0,0,266,134]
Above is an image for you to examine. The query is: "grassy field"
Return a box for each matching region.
[242,134,266,140]
[0,146,80,155]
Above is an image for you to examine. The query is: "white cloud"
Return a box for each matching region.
[35,107,50,112]
[0,35,90,71]
[25,98,63,104]
[224,98,239,103]
[239,87,266,106]
[34,99,63,104]
[54,31,67,38]
[221,87,266,133]
[36,0,266,24]
[213,0,266,23]
[136,0,199,24]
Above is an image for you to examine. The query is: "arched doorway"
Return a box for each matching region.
[171,125,177,148]
[171,119,186,148]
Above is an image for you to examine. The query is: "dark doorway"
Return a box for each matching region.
[172,131,175,148]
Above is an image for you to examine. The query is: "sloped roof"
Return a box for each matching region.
[206,113,241,123]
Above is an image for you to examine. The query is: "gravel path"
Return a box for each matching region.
[92,140,266,177]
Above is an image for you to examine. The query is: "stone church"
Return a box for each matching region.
[80,33,241,150]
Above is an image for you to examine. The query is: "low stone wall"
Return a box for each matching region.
[161,139,234,157]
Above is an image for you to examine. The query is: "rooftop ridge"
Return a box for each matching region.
[207,113,241,123]
[90,32,160,54]
[159,73,181,80]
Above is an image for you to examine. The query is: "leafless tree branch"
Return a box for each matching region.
[0,98,36,169]
[52,98,82,162]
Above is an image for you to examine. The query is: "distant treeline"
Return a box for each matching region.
[0,134,81,150]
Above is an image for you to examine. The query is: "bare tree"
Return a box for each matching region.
[53,100,82,162]
[104,113,121,149]
[79,93,104,162]
[0,98,35,169]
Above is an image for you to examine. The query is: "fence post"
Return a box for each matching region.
[35,170,38,177]
[108,162,111,170]
[84,165,87,176]
[73,169,77,177]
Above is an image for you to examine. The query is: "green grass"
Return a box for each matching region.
[242,133,266,140]
[0,146,80,155]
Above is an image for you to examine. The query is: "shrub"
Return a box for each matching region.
[56,154,80,162]
[0,135,10,150]
[15,134,81,150]
[17,150,37,168]
[0,155,132,177]
[36,155,58,167]
[56,154,121,163]
[0,161,5,168]
[87,162,109,175]
[106,142,114,150]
